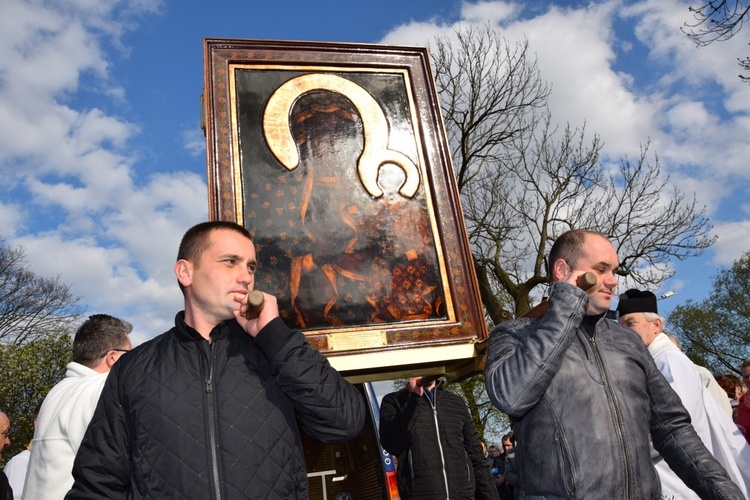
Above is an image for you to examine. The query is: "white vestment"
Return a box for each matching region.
[22,362,108,500]
[648,333,750,499]
[694,363,734,419]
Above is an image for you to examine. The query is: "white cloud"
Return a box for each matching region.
[0,203,25,237]
[2,0,749,344]
[380,21,453,46]
[711,220,750,266]
[460,0,520,23]
[0,0,193,345]
[182,128,207,158]
[14,231,180,346]
[511,3,659,156]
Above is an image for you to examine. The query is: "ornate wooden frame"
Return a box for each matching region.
[203,38,487,380]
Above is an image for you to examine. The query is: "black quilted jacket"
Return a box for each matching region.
[66,314,365,499]
[379,384,499,500]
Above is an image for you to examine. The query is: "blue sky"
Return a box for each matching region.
[1,0,749,346]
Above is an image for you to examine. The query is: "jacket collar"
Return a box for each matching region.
[647,332,677,358]
[174,311,233,343]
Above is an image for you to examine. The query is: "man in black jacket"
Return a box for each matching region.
[0,412,12,500]
[484,229,743,499]
[379,377,498,500]
[66,221,365,499]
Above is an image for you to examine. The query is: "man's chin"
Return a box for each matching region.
[588,302,611,316]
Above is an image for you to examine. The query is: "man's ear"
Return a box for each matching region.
[104,351,118,370]
[654,316,663,333]
[551,259,570,282]
[174,259,193,288]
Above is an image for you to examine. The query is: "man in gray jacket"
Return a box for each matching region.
[484,229,743,499]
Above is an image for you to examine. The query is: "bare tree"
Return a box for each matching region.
[431,24,550,193]
[431,25,716,325]
[423,23,717,445]
[0,238,82,345]
[682,0,750,82]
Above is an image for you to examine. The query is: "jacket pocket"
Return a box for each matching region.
[464,449,472,483]
[556,434,576,498]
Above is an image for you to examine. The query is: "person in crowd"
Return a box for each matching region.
[663,330,733,418]
[503,433,519,498]
[618,289,750,498]
[484,228,744,498]
[66,221,365,499]
[716,374,745,424]
[0,412,12,500]
[487,443,500,468]
[501,433,514,451]
[380,376,498,499]
[4,403,41,500]
[739,358,750,443]
[486,444,506,497]
[23,314,132,500]
[496,433,516,500]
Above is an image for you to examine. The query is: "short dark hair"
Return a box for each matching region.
[548,229,606,279]
[743,358,750,370]
[177,221,252,263]
[72,314,132,368]
[176,221,252,294]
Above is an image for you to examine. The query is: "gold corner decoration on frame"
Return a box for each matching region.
[263,73,420,199]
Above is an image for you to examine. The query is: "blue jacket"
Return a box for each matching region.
[485,282,743,499]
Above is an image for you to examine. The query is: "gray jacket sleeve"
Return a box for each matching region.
[484,282,587,417]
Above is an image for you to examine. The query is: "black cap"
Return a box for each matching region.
[616,289,658,316]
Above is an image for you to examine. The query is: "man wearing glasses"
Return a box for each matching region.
[617,289,750,498]
[22,314,131,500]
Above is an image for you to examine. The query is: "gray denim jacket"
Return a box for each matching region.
[484,282,743,499]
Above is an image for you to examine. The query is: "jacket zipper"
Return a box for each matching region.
[588,333,630,498]
[205,340,223,500]
[427,394,450,499]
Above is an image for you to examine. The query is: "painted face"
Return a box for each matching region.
[180,229,256,328]
[618,312,660,346]
[569,234,619,315]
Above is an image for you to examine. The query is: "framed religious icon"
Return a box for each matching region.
[202,38,488,381]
